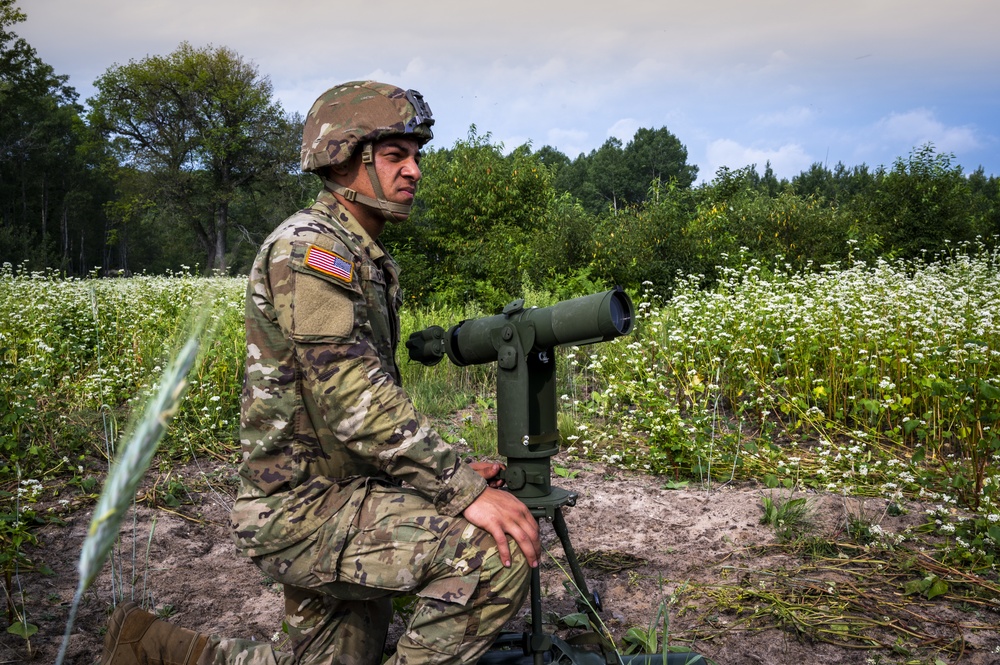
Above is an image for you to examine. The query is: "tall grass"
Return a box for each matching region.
[2,246,998,579]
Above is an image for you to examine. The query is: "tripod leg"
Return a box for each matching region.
[552,507,602,615]
[530,565,546,665]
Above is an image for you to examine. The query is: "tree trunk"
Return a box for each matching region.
[61,203,70,275]
[41,171,49,245]
[209,202,228,274]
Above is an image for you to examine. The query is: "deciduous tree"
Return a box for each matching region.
[89,43,297,273]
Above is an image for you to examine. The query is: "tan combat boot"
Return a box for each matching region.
[100,601,209,665]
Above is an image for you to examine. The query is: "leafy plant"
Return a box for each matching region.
[553,464,579,480]
[760,493,814,543]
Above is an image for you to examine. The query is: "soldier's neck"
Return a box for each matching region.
[331,193,385,240]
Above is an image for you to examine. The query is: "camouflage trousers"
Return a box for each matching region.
[199,483,530,665]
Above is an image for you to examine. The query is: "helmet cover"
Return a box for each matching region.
[300,80,434,173]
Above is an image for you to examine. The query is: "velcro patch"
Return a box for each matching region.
[305,245,353,283]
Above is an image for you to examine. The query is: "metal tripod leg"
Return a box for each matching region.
[551,507,602,618]
[530,565,547,665]
[525,505,607,665]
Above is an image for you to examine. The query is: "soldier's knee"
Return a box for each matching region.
[497,537,531,588]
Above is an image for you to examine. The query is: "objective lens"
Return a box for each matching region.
[609,292,632,334]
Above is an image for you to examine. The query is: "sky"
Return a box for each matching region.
[17,0,1000,182]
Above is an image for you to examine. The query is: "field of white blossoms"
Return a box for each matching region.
[1,247,998,644]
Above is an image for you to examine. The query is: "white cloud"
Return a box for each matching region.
[608,118,641,143]
[754,106,815,128]
[703,139,813,181]
[546,129,590,157]
[876,109,980,154]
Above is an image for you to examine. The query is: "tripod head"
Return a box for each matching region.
[406,287,634,515]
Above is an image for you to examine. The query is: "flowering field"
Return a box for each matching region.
[1,249,999,590]
[569,248,1000,571]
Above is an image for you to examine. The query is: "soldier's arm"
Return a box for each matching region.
[273,237,487,516]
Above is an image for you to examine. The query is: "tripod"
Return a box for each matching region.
[405,291,705,663]
[486,343,706,665]
[524,490,605,665]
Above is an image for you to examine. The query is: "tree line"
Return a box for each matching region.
[3,0,999,308]
[1,1,310,276]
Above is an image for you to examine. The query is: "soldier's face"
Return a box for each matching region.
[371,137,423,207]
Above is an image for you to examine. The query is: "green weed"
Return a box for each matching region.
[760,493,815,543]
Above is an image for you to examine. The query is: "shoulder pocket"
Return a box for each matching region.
[288,242,362,340]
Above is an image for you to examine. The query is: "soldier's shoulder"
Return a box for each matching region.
[266,208,359,258]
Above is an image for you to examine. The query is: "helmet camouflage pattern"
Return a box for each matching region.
[300,81,435,173]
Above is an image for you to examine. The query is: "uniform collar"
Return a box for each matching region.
[313,187,386,261]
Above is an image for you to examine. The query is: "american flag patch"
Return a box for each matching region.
[305,245,353,282]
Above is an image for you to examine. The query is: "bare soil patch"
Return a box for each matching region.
[3,459,999,665]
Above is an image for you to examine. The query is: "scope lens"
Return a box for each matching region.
[609,292,632,333]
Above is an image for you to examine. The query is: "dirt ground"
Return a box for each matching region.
[4,458,999,665]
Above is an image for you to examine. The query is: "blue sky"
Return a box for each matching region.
[18,0,1000,182]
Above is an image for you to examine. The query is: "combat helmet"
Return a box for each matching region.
[301,81,434,221]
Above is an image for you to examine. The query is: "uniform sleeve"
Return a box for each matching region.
[273,238,486,517]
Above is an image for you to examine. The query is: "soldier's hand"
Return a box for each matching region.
[462,487,540,569]
[468,461,506,488]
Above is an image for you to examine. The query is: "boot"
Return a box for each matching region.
[100,601,209,665]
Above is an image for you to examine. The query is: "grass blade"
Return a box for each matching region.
[55,328,202,665]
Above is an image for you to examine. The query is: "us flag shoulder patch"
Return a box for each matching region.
[305,245,353,283]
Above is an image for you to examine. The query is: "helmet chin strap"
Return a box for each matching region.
[325,143,411,222]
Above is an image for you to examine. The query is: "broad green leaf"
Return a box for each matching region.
[925,578,948,600]
[903,577,929,595]
[560,612,590,628]
[978,379,1000,400]
[7,621,38,639]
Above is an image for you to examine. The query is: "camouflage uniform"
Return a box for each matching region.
[198,188,529,665]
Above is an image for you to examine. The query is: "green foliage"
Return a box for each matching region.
[547,127,698,215]
[792,161,877,205]
[902,574,949,600]
[589,180,699,293]
[0,0,110,275]
[691,185,848,274]
[88,42,298,274]
[760,494,814,543]
[523,194,603,297]
[387,126,555,309]
[855,145,981,260]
